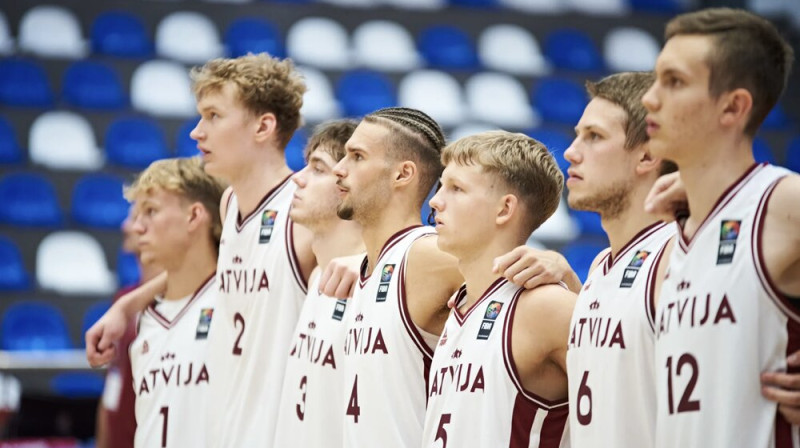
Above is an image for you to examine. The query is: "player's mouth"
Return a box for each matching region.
[645,117,660,136]
[566,169,582,187]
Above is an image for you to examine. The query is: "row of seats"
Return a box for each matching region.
[0,231,137,294]
[4,6,663,74]
[1,300,110,351]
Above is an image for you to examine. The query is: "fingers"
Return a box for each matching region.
[644,172,678,211]
[447,295,457,309]
[787,351,800,367]
[762,371,800,391]
[778,404,800,425]
[762,384,800,408]
[320,267,344,297]
[318,264,335,295]
[333,270,356,299]
[493,248,523,275]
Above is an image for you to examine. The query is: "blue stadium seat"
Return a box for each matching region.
[526,128,573,176]
[544,29,604,72]
[1,302,71,351]
[118,250,141,288]
[63,61,127,110]
[562,240,607,283]
[0,173,63,227]
[449,0,498,7]
[286,128,309,171]
[106,118,170,169]
[532,77,588,125]
[0,59,54,107]
[90,11,153,58]
[762,104,791,131]
[753,137,777,165]
[226,18,285,58]
[336,70,397,118]
[629,0,685,13]
[82,300,111,341]
[785,136,800,173]
[418,25,480,70]
[71,174,129,229]
[572,210,605,237]
[0,236,31,291]
[51,372,105,398]
[0,116,23,165]
[176,117,201,158]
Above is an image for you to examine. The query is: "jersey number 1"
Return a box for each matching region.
[159,406,169,447]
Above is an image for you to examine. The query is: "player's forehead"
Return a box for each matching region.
[442,161,486,183]
[196,82,240,111]
[345,121,390,154]
[656,35,713,79]
[576,98,627,134]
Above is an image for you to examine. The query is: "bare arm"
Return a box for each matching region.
[85,272,166,367]
[644,171,687,222]
[512,285,577,401]
[494,246,582,293]
[405,235,463,336]
[318,253,364,299]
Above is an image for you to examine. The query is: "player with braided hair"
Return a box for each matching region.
[332,107,575,447]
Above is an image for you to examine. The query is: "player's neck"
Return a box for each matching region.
[603,182,662,260]
[458,238,521,310]
[230,152,293,218]
[311,220,365,271]
[678,137,755,241]
[139,262,163,284]
[163,242,217,301]
[362,207,422,275]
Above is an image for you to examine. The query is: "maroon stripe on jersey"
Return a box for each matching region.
[233,173,294,232]
[357,256,369,289]
[677,162,765,253]
[423,354,432,406]
[454,278,507,326]
[752,175,800,323]
[146,273,216,330]
[285,218,308,295]
[644,239,670,332]
[539,405,569,448]
[776,318,800,448]
[397,254,434,359]
[508,394,537,448]
[603,221,667,275]
[502,289,569,410]
[358,225,425,284]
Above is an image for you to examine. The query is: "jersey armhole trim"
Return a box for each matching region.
[286,218,309,295]
[644,240,669,332]
[752,174,800,324]
[502,289,568,410]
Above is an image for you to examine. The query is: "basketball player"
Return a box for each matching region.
[558,71,678,447]
[422,131,573,447]
[641,8,800,447]
[273,119,364,447]
[86,54,319,446]
[96,207,162,448]
[125,157,226,448]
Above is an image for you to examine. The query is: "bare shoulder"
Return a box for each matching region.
[516,284,577,323]
[769,174,800,214]
[405,234,463,335]
[407,234,461,284]
[762,174,800,296]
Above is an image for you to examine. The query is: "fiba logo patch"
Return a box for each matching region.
[195,308,214,340]
[717,219,741,265]
[620,250,650,288]
[259,210,278,244]
[376,264,395,302]
[477,301,504,340]
[331,299,347,321]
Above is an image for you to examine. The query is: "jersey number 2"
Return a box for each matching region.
[232,312,245,355]
[666,353,700,414]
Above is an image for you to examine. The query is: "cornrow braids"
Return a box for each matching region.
[363,107,446,210]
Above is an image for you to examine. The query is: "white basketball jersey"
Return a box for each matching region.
[206,177,308,447]
[341,225,437,448]
[274,270,350,447]
[422,279,569,448]
[655,163,799,448]
[566,222,674,448]
[130,275,217,448]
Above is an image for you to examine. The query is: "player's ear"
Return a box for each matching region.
[394,161,417,188]
[496,194,518,226]
[254,112,278,143]
[719,88,753,131]
[187,202,208,231]
[635,143,660,176]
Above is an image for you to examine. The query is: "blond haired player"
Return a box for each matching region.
[422,131,573,447]
[274,119,364,447]
[641,8,800,447]
[86,54,320,446]
[125,157,225,448]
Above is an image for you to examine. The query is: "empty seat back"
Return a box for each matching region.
[71,173,129,229]
[1,302,71,351]
[36,231,117,295]
[18,5,87,59]
[155,11,223,64]
[0,172,63,227]
[29,111,103,170]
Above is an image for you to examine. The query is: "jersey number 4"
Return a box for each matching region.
[347,375,361,423]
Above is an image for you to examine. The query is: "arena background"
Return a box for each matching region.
[0,0,797,445]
